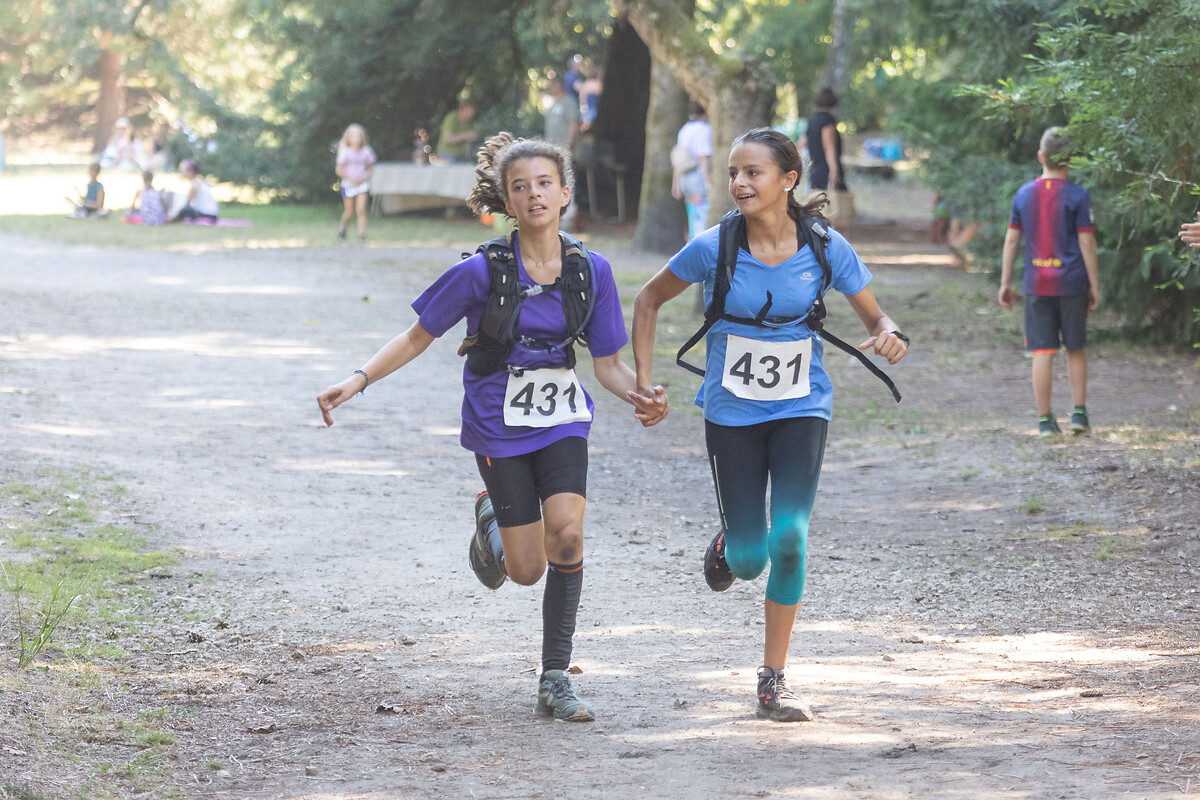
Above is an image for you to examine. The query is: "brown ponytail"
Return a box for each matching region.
[731,128,828,223]
[466,132,575,222]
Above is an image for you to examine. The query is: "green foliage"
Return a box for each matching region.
[898,0,1200,346]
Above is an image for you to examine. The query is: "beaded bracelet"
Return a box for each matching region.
[354,369,370,394]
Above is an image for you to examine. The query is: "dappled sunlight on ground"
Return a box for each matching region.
[1,333,330,359]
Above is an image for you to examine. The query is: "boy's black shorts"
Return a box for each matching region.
[1024,294,1088,352]
[475,436,587,528]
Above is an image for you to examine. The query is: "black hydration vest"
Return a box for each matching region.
[457,231,596,376]
[676,210,901,402]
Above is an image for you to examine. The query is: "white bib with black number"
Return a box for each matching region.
[721,334,813,401]
[504,368,593,428]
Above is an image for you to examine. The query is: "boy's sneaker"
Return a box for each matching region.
[337,227,347,241]
[1038,415,1062,438]
[358,233,368,244]
[756,667,813,722]
[1070,407,1090,434]
[536,669,595,722]
[468,491,506,590]
[703,531,735,592]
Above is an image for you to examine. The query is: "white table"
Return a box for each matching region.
[369,162,476,214]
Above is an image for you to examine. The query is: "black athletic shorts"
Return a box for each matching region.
[1024,294,1088,352]
[475,436,588,528]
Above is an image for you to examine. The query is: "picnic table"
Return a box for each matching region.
[369,162,476,215]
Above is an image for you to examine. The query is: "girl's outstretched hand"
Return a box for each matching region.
[317,375,365,427]
[627,385,669,427]
[857,331,908,365]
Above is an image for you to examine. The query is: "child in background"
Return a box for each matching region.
[166,159,219,223]
[125,171,166,226]
[66,163,107,218]
[336,123,376,243]
[998,127,1100,437]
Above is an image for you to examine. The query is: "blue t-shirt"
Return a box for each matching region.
[1009,177,1095,297]
[412,236,628,458]
[668,223,872,425]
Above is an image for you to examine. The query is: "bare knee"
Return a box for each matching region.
[506,560,546,586]
[544,522,583,565]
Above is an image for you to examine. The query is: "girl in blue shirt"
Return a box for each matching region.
[632,128,908,722]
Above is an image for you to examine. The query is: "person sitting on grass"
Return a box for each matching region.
[166,159,219,224]
[65,163,108,218]
[124,170,166,226]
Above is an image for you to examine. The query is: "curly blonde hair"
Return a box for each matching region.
[467,133,575,220]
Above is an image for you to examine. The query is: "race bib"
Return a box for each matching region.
[503,368,593,428]
[721,334,812,401]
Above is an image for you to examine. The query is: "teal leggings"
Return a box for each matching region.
[705,417,827,605]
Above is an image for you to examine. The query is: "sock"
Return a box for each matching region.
[486,516,504,566]
[541,559,583,674]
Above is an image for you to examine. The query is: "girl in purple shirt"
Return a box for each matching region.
[318,133,667,722]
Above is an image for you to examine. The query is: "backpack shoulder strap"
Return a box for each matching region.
[675,211,743,376]
[557,232,597,346]
[797,218,903,402]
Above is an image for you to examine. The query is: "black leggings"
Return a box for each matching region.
[705,417,827,605]
[475,436,588,528]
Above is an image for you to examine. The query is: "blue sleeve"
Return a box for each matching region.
[826,228,872,296]
[584,252,629,359]
[667,226,720,284]
[1074,186,1095,232]
[411,254,489,338]
[1009,191,1022,229]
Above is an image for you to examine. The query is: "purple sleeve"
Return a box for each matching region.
[583,252,629,359]
[411,254,489,338]
[366,146,378,167]
[1009,192,1022,229]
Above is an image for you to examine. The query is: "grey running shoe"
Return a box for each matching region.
[337,227,347,241]
[703,531,734,592]
[469,491,506,590]
[1038,415,1062,438]
[1070,406,1090,434]
[756,667,813,722]
[536,669,595,722]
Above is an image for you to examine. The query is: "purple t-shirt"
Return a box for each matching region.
[337,145,377,184]
[411,237,629,458]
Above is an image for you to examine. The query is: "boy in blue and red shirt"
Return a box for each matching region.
[999,127,1100,437]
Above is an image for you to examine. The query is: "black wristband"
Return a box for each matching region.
[354,369,370,394]
[889,330,910,346]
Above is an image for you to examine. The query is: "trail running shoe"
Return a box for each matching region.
[756,667,814,722]
[469,491,506,590]
[1038,415,1062,438]
[703,531,735,592]
[358,233,368,244]
[1070,407,1090,435]
[536,669,595,722]
[337,227,347,242]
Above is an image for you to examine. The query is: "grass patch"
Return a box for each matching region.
[1017,496,1047,514]
[0,467,188,796]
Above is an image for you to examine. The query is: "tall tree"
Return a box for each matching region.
[613,0,776,221]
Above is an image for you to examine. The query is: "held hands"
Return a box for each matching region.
[857,331,908,365]
[317,373,367,427]
[626,385,669,427]
[1180,212,1200,247]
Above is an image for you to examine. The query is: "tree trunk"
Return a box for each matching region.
[613,0,776,228]
[590,18,652,222]
[94,31,125,155]
[634,59,688,254]
[817,0,852,97]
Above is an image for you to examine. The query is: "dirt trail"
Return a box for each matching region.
[2,228,1198,799]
